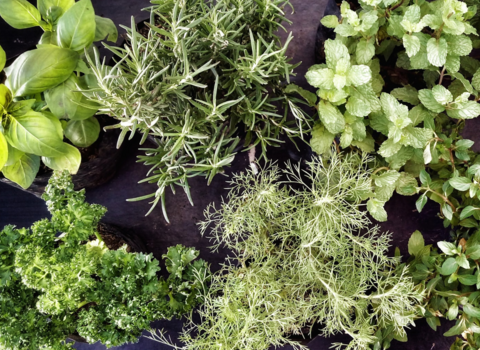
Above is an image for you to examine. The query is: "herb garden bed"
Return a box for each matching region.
[2,0,480,349]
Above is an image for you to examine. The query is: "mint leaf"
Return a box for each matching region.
[427,37,448,67]
[356,38,375,64]
[395,172,418,196]
[416,195,428,212]
[472,68,480,91]
[379,138,402,157]
[458,275,477,286]
[367,198,388,222]
[449,177,472,191]
[445,54,460,73]
[346,95,371,117]
[318,100,346,134]
[391,85,420,105]
[437,241,457,255]
[370,111,390,135]
[432,85,453,105]
[352,133,375,152]
[446,34,473,56]
[403,34,421,57]
[408,105,430,125]
[324,39,350,69]
[310,124,335,154]
[285,84,317,106]
[447,101,480,119]
[460,206,479,220]
[408,230,425,256]
[464,304,480,318]
[456,254,470,269]
[346,65,372,86]
[374,170,401,188]
[340,126,353,148]
[440,257,458,275]
[418,89,446,113]
[442,202,453,220]
[321,15,339,29]
[305,67,334,90]
[350,84,381,112]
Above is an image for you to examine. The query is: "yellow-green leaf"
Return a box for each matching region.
[2,153,40,189]
[0,132,7,170]
[0,0,41,29]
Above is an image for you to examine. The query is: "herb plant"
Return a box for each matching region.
[0,171,209,349]
[85,0,311,219]
[149,152,424,350]
[289,0,480,225]
[0,0,118,189]
[406,230,480,350]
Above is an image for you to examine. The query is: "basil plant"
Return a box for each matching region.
[0,0,117,188]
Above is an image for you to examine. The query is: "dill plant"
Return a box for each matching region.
[84,0,311,219]
[149,152,424,350]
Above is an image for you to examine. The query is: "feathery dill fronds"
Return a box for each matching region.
[149,152,425,350]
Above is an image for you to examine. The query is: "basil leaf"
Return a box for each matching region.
[57,0,96,51]
[45,74,97,120]
[94,15,118,42]
[42,111,64,140]
[5,111,66,157]
[5,143,24,166]
[1,153,40,189]
[0,45,5,72]
[39,31,59,46]
[6,47,78,97]
[38,0,74,18]
[0,0,41,29]
[0,84,12,115]
[0,131,7,170]
[7,99,36,117]
[42,143,81,174]
[64,117,100,148]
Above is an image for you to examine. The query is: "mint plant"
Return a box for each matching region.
[406,231,480,350]
[149,152,424,350]
[0,171,209,349]
[84,0,311,219]
[0,0,117,189]
[291,0,480,226]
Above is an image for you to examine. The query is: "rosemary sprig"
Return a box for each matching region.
[85,0,311,220]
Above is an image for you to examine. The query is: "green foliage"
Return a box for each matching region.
[0,0,117,188]
[0,171,209,349]
[85,0,311,220]
[294,0,480,225]
[407,231,480,350]
[149,153,424,350]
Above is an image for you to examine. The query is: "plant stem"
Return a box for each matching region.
[390,0,404,12]
[421,187,457,212]
[439,66,446,85]
[449,148,456,171]
[94,231,104,242]
[372,166,390,175]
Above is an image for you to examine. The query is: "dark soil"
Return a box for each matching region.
[94,223,131,252]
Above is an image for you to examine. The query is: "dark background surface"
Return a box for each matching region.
[0,0,469,349]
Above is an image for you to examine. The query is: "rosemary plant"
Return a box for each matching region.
[149,152,424,350]
[84,0,311,220]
